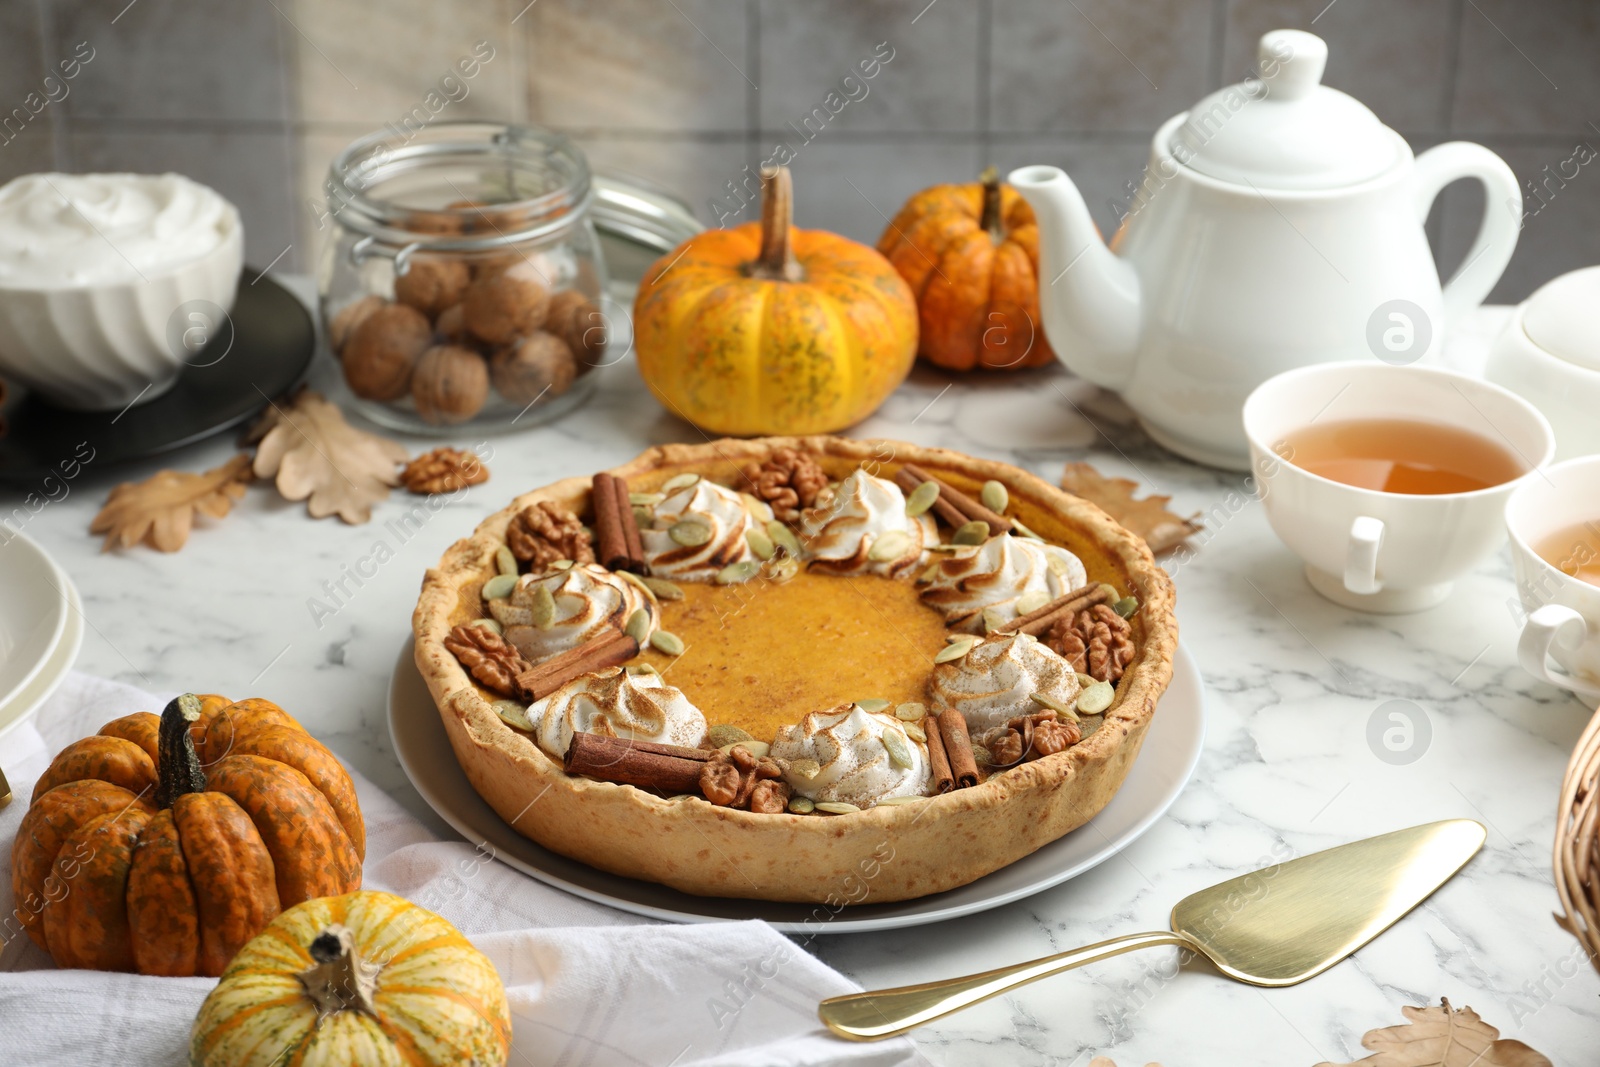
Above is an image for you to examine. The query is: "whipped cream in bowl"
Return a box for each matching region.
[929,632,1082,734]
[525,667,708,762]
[921,533,1088,632]
[0,172,243,411]
[771,703,930,808]
[493,562,656,664]
[639,477,755,582]
[797,469,936,578]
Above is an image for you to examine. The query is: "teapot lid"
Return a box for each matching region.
[1524,266,1600,372]
[1170,30,1400,190]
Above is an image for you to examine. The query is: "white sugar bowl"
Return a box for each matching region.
[1486,266,1600,461]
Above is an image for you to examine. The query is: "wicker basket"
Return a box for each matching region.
[1554,705,1600,970]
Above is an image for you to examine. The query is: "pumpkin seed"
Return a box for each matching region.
[708,724,754,747]
[1077,680,1115,715]
[917,563,940,584]
[633,505,653,527]
[625,663,660,676]
[1016,590,1051,616]
[926,543,966,553]
[717,559,761,585]
[662,472,701,494]
[669,520,713,547]
[878,728,910,771]
[746,527,776,560]
[1015,630,1038,644]
[785,758,821,780]
[1113,596,1140,619]
[481,574,517,600]
[878,795,925,806]
[935,637,978,663]
[952,520,989,546]
[815,801,860,815]
[492,700,534,731]
[642,576,684,600]
[551,558,574,570]
[528,584,557,629]
[971,742,994,765]
[982,607,1007,634]
[495,545,519,577]
[720,740,770,758]
[468,617,504,636]
[1013,518,1044,541]
[1047,554,1072,578]
[630,491,665,507]
[868,529,912,562]
[902,720,927,742]
[856,698,890,714]
[619,570,654,597]
[767,556,801,582]
[767,520,803,558]
[904,479,940,517]
[895,701,926,721]
[624,608,652,644]
[981,480,1009,513]
[787,796,816,814]
[650,629,685,656]
[740,492,774,523]
[1097,582,1120,601]
[947,631,972,643]
[1030,691,1079,720]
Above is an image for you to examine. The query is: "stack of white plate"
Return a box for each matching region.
[0,530,83,743]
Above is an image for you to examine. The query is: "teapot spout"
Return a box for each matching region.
[1008,166,1140,391]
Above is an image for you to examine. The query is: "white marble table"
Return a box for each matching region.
[5,284,1596,1065]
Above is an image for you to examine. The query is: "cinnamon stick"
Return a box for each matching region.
[515,628,640,702]
[924,714,954,794]
[936,708,979,789]
[900,463,1012,536]
[592,472,630,571]
[893,468,968,531]
[564,731,706,794]
[996,583,1114,638]
[611,475,647,573]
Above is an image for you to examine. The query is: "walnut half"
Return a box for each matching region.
[746,447,828,524]
[443,624,530,699]
[507,500,595,569]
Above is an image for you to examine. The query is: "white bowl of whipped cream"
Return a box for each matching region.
[0,172,243,411]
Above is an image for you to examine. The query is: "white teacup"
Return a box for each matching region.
[1506,456,1600,703]
[1243,361,1555,613]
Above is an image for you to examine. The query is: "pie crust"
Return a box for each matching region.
[413,436,1178,903]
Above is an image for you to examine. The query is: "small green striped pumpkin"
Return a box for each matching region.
[190,890,510,1067]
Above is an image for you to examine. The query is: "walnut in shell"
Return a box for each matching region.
[435,303,467,342]
[545,289,607,374]
[328,294,384,354]
[394,256,470,318]
[490,332,576,406]
[464,262,551,346]
[341,302,432,401]
[412,344,489,425]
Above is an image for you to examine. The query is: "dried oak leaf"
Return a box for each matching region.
[1315,1000,1551,1067]
[90,453,253,552]
[249,388,409,524]
[1060,462,1201,554]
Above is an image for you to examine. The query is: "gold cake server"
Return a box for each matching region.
[820,819,1485,1041]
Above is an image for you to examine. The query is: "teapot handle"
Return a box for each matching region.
[1412,143,1522,326]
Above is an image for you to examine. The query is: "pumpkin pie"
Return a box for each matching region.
[413,436,1177,903]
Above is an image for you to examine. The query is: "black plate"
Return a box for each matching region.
[0,271,315,483]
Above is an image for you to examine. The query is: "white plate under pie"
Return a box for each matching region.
[388,639,1206,933]
[0,531,82,741]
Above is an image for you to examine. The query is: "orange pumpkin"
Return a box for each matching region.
[11,693,363,976]
[878,168,1056,371]
[633,166,917,435]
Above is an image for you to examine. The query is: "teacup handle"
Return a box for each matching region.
[1345,516,1384,595]
[1519,604,1600,702]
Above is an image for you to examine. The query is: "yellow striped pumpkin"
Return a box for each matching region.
[189,891,511,1067]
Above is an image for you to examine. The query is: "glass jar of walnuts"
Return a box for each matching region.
[319,122,608,433]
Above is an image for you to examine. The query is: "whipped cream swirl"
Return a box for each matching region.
[796,469,936,578]
[492,562,656,664]
[526,667,707,761]
[770,703,930,807]
[640,478,753,582]
[921,533,1088,631]
[929,633,1082,734]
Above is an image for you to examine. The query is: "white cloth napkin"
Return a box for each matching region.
[0,674,925,1066]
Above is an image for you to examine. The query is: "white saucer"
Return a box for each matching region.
[388,641,1205,933]
[0,532,83,741]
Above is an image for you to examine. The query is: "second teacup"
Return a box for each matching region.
[1506,455,1600,704]
[1243,361,1555,613]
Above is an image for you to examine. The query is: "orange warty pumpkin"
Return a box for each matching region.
[11,693,363,976]
[878,168,1056,371]
[633,165,917,435]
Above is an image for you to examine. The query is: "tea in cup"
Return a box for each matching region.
[1243,362,1555,613]
[1506,456,1600,703]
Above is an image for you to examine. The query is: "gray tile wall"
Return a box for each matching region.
[2,0,1596,302]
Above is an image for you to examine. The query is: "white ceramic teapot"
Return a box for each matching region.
[1010,29,1522,469]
